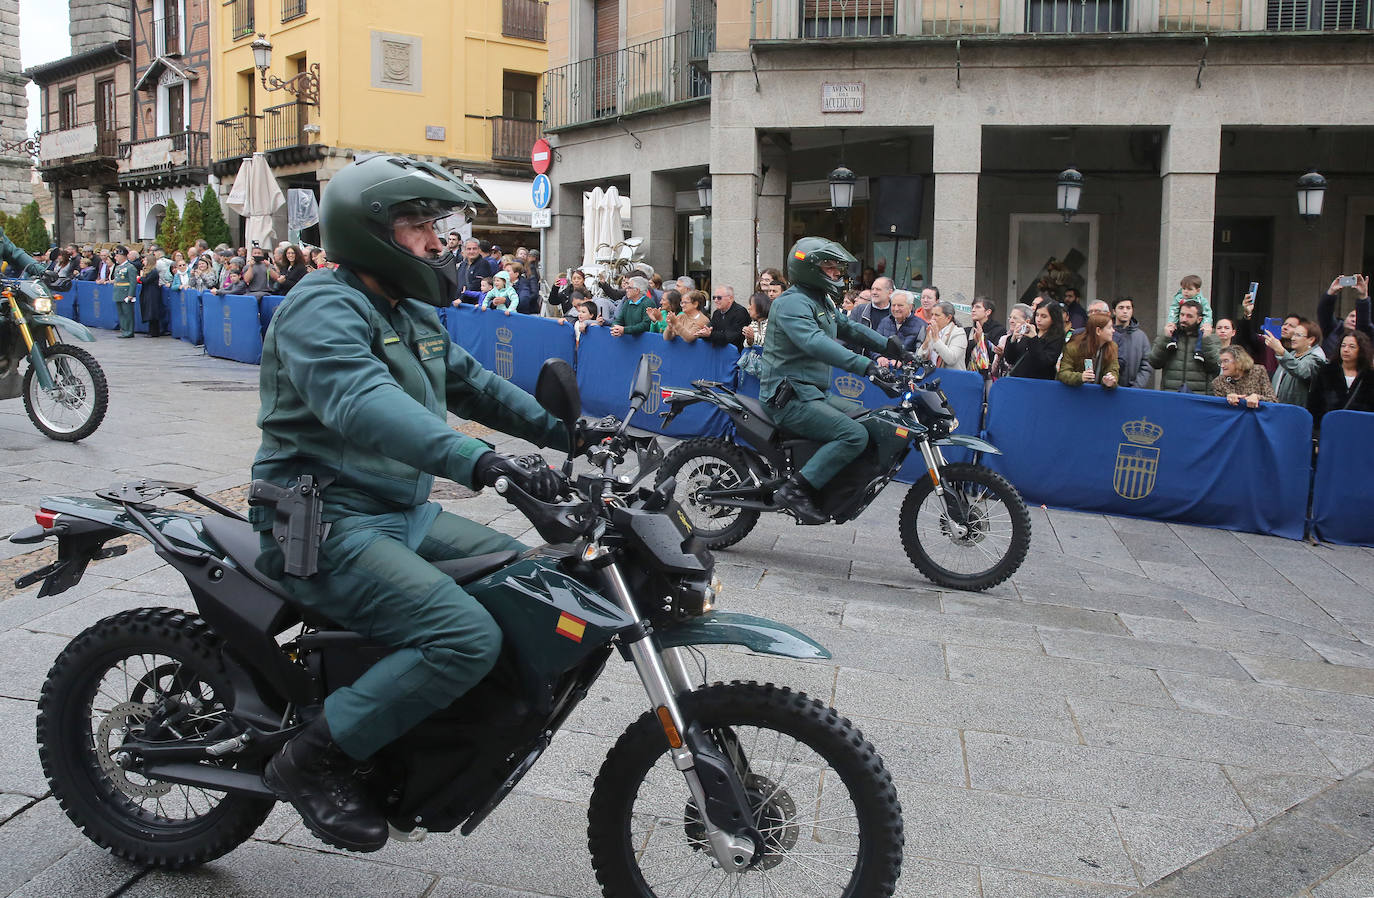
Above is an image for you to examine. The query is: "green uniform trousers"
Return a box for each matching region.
[117,302,135,337]
[773,394,868,489]
[267,502,523,760]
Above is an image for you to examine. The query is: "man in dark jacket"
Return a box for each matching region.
[1148,300,1218,392]
[876,292,925,363]
[701,284,751,351]
[1111,297,1154,388]
[1316,274,1372,359]
[454,238,493,303]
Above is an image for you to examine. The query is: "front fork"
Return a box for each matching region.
[5,294,54,391]
[599,557,758,872]
[919,439,972,534]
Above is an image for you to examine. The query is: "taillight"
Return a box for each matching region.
[661,389,674,401]
[35,509,59,529]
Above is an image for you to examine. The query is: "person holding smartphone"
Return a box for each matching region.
[1315,274,1372,359]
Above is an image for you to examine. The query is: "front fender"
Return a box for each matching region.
[656,612,831,661]
[30,314,94,342]
[935,433,1002,456]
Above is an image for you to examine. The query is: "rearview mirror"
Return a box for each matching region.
[628,354,653,410]
[535,358,581,426]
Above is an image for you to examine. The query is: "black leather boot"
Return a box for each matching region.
[263,715,388,852]
[774,474,827,525]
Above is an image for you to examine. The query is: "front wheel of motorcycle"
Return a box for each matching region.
[37,607,274,867]
[899,461,1031,592]
[22,343,109,442]
[587,682,904,898]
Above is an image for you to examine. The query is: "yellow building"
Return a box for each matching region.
[211,0,550,247]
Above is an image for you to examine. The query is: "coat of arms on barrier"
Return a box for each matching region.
[1113,417,1163,500]
[223,305,233,347]
[642,353,663,415]
[495,326,514,379]
[834,373,866,399]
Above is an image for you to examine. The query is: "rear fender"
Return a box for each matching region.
[656,612,831,661]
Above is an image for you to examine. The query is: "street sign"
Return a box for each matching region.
[531,174,552,210]
[531,138,551,175]
[531,209,551,228]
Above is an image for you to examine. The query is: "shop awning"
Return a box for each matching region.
[474,177,537,227]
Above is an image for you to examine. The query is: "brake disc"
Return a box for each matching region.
[95,701,172,799]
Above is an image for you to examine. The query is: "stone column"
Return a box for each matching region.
[69,0,130,55]
[552,180,584,272]
[0,0,31,216]
[1156,124,1220,333]
[931,121,981,307]
[708,124,758,293]
[88,189,110,243]
[755,141,789,277]
[630,169,675,277]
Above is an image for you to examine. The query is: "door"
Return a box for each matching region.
[593,0,618,117]
[167,83,185,135]
[95,79,116,155]
[1007,214,1099,308]
[1212,217,1272,323]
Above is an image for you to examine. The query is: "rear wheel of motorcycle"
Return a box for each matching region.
[587,682,904,898]
[655,438,761,549]
[37,607,274,867]
[899,462,1031,591]
[22,343,109,442]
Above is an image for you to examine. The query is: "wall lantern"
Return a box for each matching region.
[1056,167,1083,223]
[1297,170,1327,221]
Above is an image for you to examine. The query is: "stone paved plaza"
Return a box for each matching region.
[1,335,1372,897]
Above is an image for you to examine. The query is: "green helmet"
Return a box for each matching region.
[786,236,856,300]
[320,154,486,306]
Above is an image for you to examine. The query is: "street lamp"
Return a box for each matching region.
[696,175,712,211]
[1056,167,1083,223]
[112,204,126,228]
[828,165,856,211]
[73,208,86,229]
[1297,170,1327,222]
[250,33,321,106]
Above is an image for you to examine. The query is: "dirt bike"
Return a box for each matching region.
[0,274,108,441]
[14,356,905,897]
[655,362,1031,592]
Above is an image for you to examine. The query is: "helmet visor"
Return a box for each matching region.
[389,198,462,231]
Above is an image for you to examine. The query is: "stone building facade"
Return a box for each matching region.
[0,0,31,216]
[542,0,1374,330]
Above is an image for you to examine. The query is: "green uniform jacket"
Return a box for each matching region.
[0,228,45,278]
[252,267,565,525]
[1147,328,1220,393]
[760,284,888,403]
[613,295,652,334]
[1271,347,1324,406]
[111,261,138,302]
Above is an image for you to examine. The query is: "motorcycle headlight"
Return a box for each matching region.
[32,297,53,314]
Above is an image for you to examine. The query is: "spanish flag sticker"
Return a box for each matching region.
[794,250,807,260]
[555,611,587,643]
[895,427,909,438]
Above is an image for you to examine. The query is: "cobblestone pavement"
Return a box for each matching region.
[1,335,1372,898]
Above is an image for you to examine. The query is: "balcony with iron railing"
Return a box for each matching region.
[118,130,209,183]
[282,0,308,22]
[230,0,255,39]
[214,113,260,162]
[36,124,120,169]
[263,101,310,152]
[491,117,542,162]
[543,27,715,131]
[502,0,547,40]
[750,0,1367,36]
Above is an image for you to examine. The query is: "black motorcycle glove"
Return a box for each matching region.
[473,452,563,502]
[39,269,73,292]
[884,336,915,364]
[866,361,902,394]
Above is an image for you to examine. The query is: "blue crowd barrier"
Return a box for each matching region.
[577,328,737,438]
[171,289,204,345]
[260,294,287,335]
[444,304,577,395]
[201,293,263,365]
[982,377,1312,540]
[53,286,77,320]
[75,281,118,330]
[1310,411,1374,546]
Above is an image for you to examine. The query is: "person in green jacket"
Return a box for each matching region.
[761,237,909,523]
[1262,317,1325,405]
[1148,300,1220,393]
[0,227,46,278]
[252,155,569,853]
[109,247,138,338]
[610,275,652,336]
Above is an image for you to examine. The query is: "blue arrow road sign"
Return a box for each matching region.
[532,174,552,210]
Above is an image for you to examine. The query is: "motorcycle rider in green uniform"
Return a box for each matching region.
[0,229,67,384]
[761,237,910,524]
[252,155,570,852]
[0,227,47,278]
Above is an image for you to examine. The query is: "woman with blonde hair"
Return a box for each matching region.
[1057,310,1120,387]
[1210,345,1276,408]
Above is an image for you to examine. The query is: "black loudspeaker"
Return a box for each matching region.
[872,176,923,239]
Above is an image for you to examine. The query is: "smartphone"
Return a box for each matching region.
[1248,282,1259,302]
[1339,275,1358,288]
